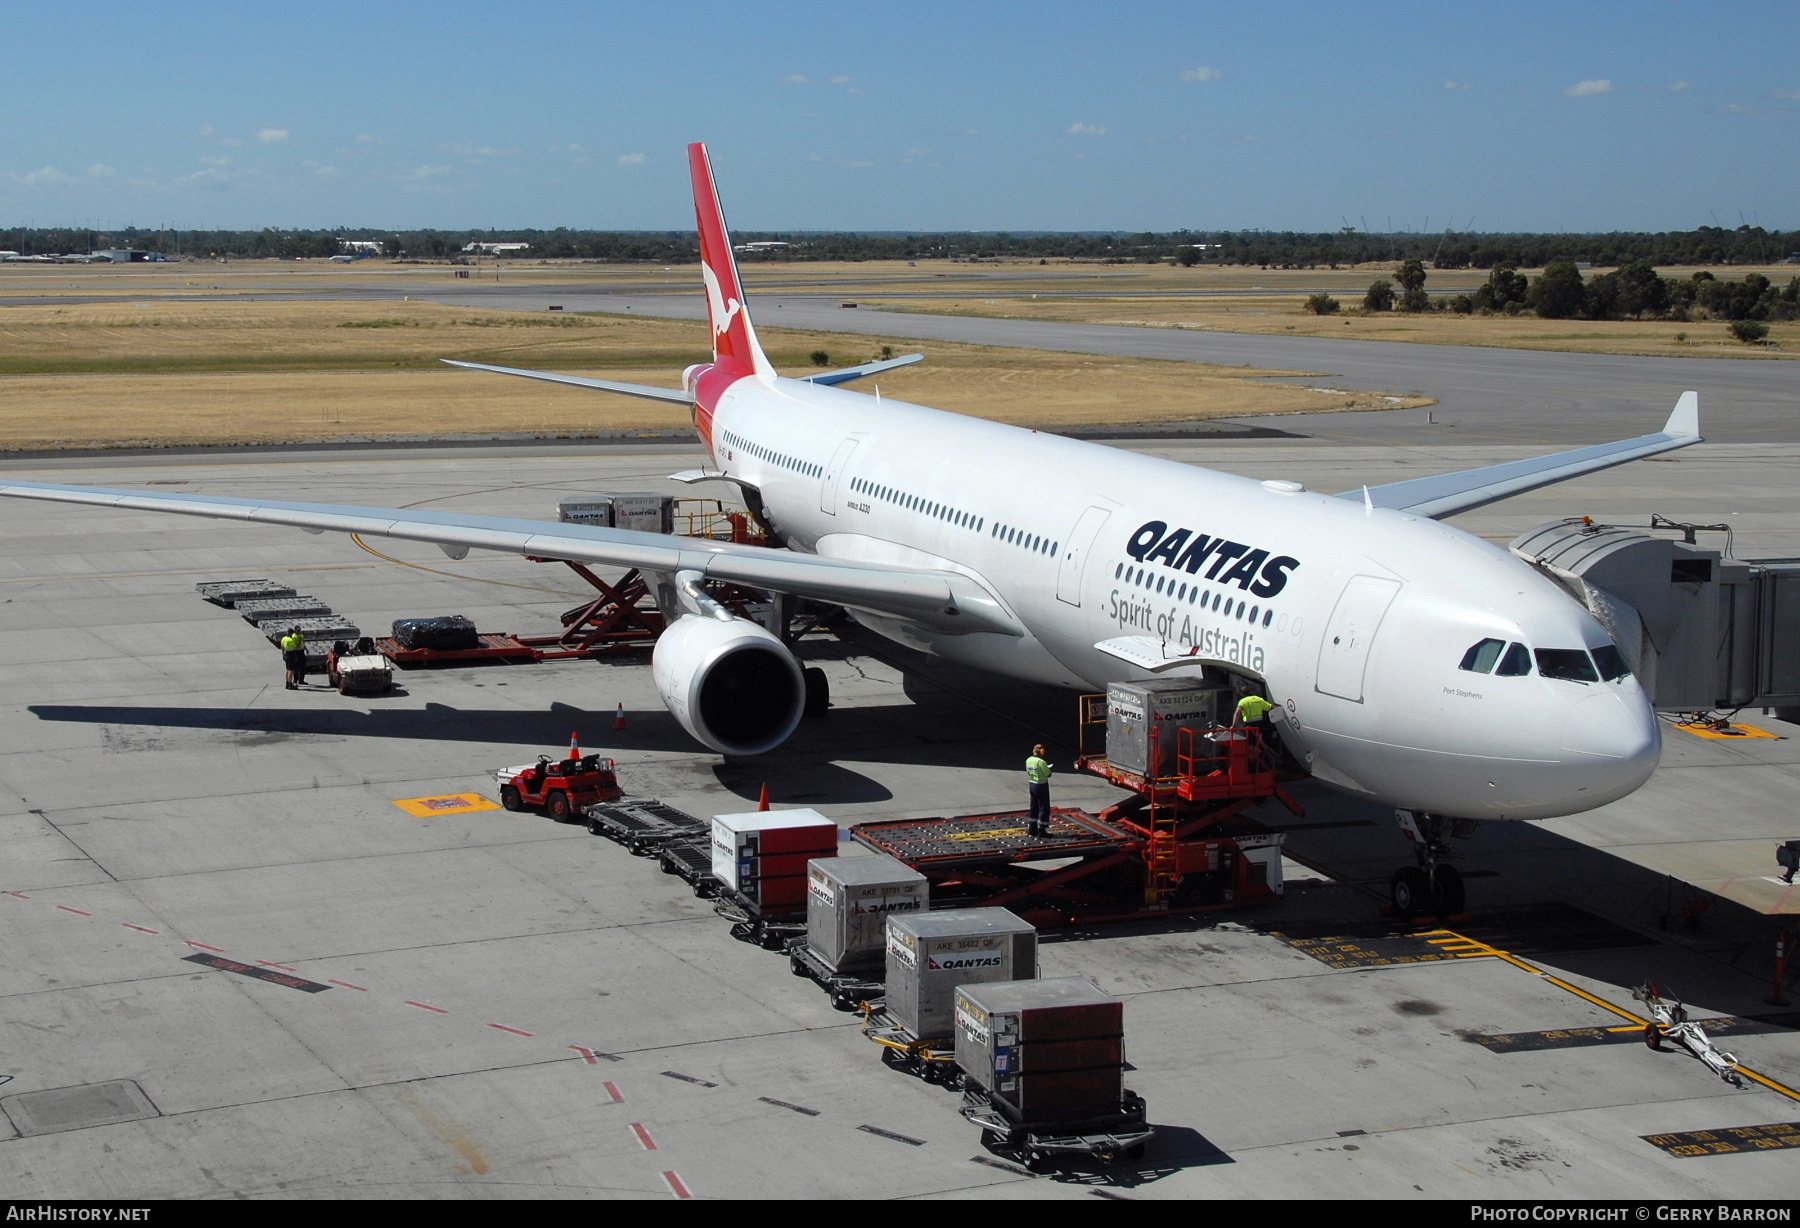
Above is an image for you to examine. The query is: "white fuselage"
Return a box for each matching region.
[704,374,1661,823]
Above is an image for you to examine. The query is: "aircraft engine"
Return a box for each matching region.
[651,613,805,756]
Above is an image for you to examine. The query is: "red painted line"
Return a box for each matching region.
[121,923,160,935]
[55,905,92,917]
[3,891,29,900]
[487,1023,534,1037]
[571,1045,599,1065]
[185,941,226,953]
[405,1000,448,1014]
[257,961,299,972]
[328,979,368,992]
[661,1171,692,1200]
[630,1122,657,1151]
[603,1081,623,1103]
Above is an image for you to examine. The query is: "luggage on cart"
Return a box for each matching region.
[392,616,480,651]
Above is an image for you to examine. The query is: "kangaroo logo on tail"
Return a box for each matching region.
[700,260,741,338]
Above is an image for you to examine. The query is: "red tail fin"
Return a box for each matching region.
[688,143,773,380]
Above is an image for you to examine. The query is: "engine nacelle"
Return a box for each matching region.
[652,613,805,756]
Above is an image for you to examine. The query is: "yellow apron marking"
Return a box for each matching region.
[393,793,502,817]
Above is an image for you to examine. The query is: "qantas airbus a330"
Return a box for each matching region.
[0,144,1700,912]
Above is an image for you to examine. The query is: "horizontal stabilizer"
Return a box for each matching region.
[800,353,925,387]
[442,359,694,404]
[1343,392,1703,520]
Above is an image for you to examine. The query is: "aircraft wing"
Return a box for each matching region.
[0,481,1022,637]
[1342,392,1701,520]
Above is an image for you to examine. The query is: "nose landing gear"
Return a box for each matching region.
[1388,811,1475,920]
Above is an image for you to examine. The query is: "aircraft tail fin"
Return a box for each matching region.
[688,143,774,380]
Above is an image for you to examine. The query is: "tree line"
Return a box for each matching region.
[1,223,1795,268]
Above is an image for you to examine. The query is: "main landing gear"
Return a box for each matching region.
[1388,811,1477,919]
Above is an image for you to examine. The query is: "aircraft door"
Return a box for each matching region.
[1057,506,1112,606]
[820,437,861,515]
[1315,575,1402,702]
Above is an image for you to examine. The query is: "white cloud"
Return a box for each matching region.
[399,164,453,182]
[964,128,979,137]
[1067,123,1107,136]
[85,164,117,179]
[1668,80,1691,93]
[846,88,865,96]
[452,143,517,159]
[1180,66,1222,83]
[13,166,75,188]
[1563,79,1613,98]
[356,133,383,145]
[617,152,646,166]
[197,125,216,138]
[1773,89,1800,100]
[783,73,809,84]
[829,75,852,85]
[1442,80,1471,91]
[256,127,290,143]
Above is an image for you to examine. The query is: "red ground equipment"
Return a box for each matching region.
[494,738,623,820]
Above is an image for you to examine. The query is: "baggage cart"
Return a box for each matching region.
[786,936,885,1012]
[583,798,709,854]
[657,838,719,898]
[959,1084,1153,1171]
[712,884,807,950]
[861,1004,962,1084]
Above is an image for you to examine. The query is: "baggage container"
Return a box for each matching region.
[238,596,331,623]
[391,616,480,651]
[885,909,1036,1040]
[711,809,838,909]
[955,978,1124,1125]
[556,493,674,534]
[806,854,927,974]
[1106,678,1232,777]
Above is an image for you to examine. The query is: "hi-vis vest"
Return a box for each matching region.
[1026,755,1052,784]
[280,631,306,652]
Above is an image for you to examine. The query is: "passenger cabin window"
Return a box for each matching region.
[1494,642,1533,676]
[1591,644,1630,681]
[1459,638,1506,673]
[1535,648,1599,683]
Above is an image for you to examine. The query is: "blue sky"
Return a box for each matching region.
[2,1,1794,233]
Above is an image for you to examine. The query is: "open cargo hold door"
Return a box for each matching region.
[1315,575,1402,703]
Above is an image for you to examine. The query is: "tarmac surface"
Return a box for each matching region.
[0,434,1797,1200]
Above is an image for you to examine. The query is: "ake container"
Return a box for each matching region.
[1105,678,1231,776]
[884,908,1036,1039]
[711,809,839,909]
[806,854,927,974]
[954,977,1125,1125]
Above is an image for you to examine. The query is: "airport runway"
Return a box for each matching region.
[255,280,1800,447]
[0,438,1795,1199]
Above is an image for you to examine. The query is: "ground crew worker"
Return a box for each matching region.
[279,628,308,690]
[1026,744,1053,838]
[1233,692,1275,729]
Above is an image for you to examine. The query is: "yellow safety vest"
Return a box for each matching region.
[1236,695,1275,721]
[1026,755,1052,783]
[280,632,305,652]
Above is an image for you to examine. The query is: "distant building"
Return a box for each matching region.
[734,241,789,253]
[461,242,530,255]
[92,249,150,263]
[338,240,385,254]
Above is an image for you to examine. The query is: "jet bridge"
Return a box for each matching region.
[1511,518,1800,717]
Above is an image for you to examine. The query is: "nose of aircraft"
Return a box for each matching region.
[1558,687,1661,800]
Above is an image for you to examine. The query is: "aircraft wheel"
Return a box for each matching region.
[500,785,523,812]
[1431,864,1466,916]
[1390,866,1430,917]
[803,667,830,718]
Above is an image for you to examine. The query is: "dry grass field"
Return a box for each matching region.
[0,299,1423,449]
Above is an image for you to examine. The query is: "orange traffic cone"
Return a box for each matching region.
[613,703,626,731]
[757,784,770,812]
[568,731,580,761]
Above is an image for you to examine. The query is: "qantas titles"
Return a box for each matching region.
[1125,520,1300,599]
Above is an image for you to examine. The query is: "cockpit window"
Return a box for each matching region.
[1495,642,1533,676]
[1535,648,1599,683]
[1591,644,1630,681]
[1459,638,1506,673]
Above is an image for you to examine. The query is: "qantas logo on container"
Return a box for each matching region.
[1126,520,1300,598]
[927,955,1004,970]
